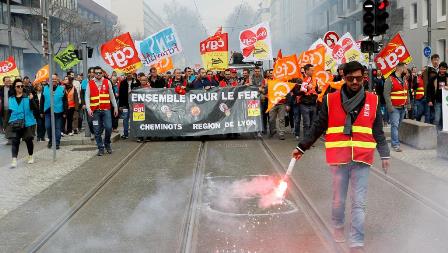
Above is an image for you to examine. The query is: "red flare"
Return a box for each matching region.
[275,180,288,198]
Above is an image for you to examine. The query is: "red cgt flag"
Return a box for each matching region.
[100,32,142,73]
[375,33,412,78]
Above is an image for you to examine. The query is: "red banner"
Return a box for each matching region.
[0,56,20,85]
[200,31,229,70]
[101,32,142,73]
[375,33,412,78]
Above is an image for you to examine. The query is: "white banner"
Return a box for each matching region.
[331,32,366,66]
[239,22,273,62]
[135,26,183,66]
[443,88,448,132]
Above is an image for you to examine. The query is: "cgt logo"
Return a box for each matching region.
[104,47,136,68]
[376,45,407,71]
[0,61,15,73]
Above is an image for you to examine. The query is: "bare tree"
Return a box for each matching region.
[163,0,208,67]
[225,3,256,52]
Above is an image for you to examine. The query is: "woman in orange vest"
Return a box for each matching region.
[292,61,390,253]
[64,77,79,136]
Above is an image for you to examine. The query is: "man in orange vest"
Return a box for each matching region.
[86,66,118,156]
[292,61,390,253]
[384,62,409,152]
[412,71,429,122]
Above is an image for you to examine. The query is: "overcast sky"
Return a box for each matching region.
[93,0,261,34]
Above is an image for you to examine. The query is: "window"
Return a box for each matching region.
[411,3,418,29]
[438,0,447,22]
[438,39,447,62]
[422,0,428,26]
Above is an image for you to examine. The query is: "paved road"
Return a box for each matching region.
[0,137,447,253]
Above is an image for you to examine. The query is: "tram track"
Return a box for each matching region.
[178,141,207,253]
[259,138,347,253]
[25,143,147,253]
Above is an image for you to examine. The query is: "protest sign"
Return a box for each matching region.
[239,22,273,62]
[0,57,20,85]
[101,32,142,73]
[375,33,412,78]
[54,44,80,70]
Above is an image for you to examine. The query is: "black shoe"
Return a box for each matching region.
[121,135,128,139]
[97,150,105,156]
[144,137,151,142]
[269,130,277,138]
[279,135,285,140]
[137,138,143,143]
[47,143,52,149]
[56,145,60,150]
[106,147,112,154]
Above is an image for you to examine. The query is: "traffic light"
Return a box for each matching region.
[375,0,390,35]
[41,19,49,56]
[363,0,375,36]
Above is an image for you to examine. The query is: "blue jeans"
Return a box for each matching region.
[389,107,405,147]
[292,105,301,137]
[331,162,370,247]
[434,102,443,130]
[414,98,430,123]
[380,104,389,124]
[45,112,62,146]
[121,108,130,137]
[92,110,112,151]
[300,104,316,137]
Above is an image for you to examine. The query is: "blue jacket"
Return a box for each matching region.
[8,96,37,127]
[191,78,216,90]
[43,85,65,113]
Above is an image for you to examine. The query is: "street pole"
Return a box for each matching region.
[427,0,432,100]
[42,0,57,161]
[81,42,91,137]
[326,9,330,32]
[7,0,12,57]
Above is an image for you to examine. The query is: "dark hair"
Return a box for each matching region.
[88,67,95,73]
[396,62,406,68]
[93,66,102,71]
[184,67,192,72]
[166,71,172,75]
[23,76,30,80]
[254,66,261,70]
[439,62,448,69]
[137,72,145,78]
[67,70,74,76]
[2,76,11,82]
[343,61,365,76]
[290,78,303,84]
[243,68,250,73]
[304,64,314,71]
[11,79,23,96]
[150,67,157,73]
[431,54,440,60]
[337,64,346,70]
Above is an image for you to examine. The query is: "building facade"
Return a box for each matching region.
[397,0,447,68]
[0,0,117,77]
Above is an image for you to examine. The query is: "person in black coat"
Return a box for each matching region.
[149,67,166,88]
[118,73,140,138]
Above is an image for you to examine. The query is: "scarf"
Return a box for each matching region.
[341,86,365,136]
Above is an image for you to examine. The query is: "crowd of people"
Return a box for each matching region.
[0,53,446,167]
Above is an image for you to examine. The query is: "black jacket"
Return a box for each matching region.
[149,76,166,88]
[427,74,448,103]
[297,85,390,159]
[119,78,140,108]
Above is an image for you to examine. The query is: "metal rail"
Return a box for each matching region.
[178,141,207,253]
[26,143,146,253]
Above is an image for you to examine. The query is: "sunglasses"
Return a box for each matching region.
[15,85,24,88]
[345,76,364,82]
[94,72,103,75]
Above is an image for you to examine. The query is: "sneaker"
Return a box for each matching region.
[47,143,52,149]
[257,132,263,138]
[90,136,95,141]
[11,158,17,168]
[137,138,143,143]
[333,228,346,243]
[56,145,60,150]
[68,132,74,136]
[279,135,285,140]
[27,155,34,164]
[97,150,105,156]
[106,148,113,154]
[349,246,365,253]
[121,135,128,139]
[295,135,300,141]
[393,146,402,152]
[61,132,65,137]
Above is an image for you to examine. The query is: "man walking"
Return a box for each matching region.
[86,66,118,156]
[41,74,67,149]
[299,64,319,137]
[292,61,390,253]
[118,72,140,139]
[384,62,409,152]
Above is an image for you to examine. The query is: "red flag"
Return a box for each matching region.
[277,49,283,60]
[214,27,223,36]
